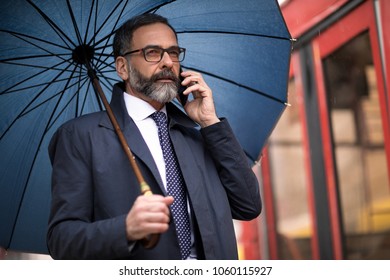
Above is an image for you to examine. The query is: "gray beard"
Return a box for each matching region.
[128,64,179,104]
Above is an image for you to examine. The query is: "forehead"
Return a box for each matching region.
[132,23,178,48]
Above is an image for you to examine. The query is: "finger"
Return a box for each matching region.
[181,71,203,85]
[137,194,168,202]
[134,198,172,217]
[164,195,174,206]
[136,195,172,207]
[184,83,210,98]
[131,195,173,217]
[128,221,170,240]
[143,211,171,224]
[138,221,170,235]
[184,82,200,93]
[129,204,171,223]
[126,206,171,240]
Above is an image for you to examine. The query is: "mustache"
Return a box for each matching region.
[151,69,180,85]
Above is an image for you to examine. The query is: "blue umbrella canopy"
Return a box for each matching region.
[0,0,291,254]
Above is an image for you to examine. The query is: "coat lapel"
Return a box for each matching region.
[98,83,165,193]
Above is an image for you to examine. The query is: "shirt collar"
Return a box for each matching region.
[123,92,167,121]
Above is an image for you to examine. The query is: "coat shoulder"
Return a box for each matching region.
[59,111,107,132]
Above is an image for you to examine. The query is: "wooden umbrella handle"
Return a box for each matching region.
[88,69,159,249]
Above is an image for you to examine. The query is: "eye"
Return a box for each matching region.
[145,48,161,57]
[168,48,180,58]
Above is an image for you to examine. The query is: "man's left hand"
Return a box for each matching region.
[180,71,220,128]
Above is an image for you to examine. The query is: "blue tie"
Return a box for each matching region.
[151,111,191,259]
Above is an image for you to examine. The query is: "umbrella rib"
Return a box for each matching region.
[0,30,70,51]
[0,53,69,63]
[90,0,130,70]
[93,54,116,71]
[3,76,86,95]
[93,47,115,69]
[93,45,113,51]
[76,67,82,117]
[47,77,90,129]
[87,0,127,47]
[47,79,89,129]
[1,30,69,65]
[1,60,75,72]
[92,85,103,112]
[7,66,82,249]
[91,0,175,51]
[73,66,92,118]
[182,65,287,104]
[83,0,96,44]
[26,0,76,49]
[20,75,89,118]
[26,65,88,132]
[244,151,256,163]
[147,1,176,14]
[97,74,118,83]
[0,59,73,96]
[94,62,116,77]
[93,0,98,46]
[0,62,74,141]
[176,30,291,41]
[92,73,119,90]
[97,73,115,94]
[80,81,93,115]
[66,0,84,46]
[1,30,74,71]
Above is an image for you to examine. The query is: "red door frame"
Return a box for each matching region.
[311,0,390,259]
[260,148,279,259]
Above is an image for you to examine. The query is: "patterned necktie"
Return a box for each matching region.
[151,111,191,259]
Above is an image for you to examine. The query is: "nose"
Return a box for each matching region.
[159,51,174,69]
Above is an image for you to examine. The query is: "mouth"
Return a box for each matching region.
[156,77,175,83]
[152,70,179,85]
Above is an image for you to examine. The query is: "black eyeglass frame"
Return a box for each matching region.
[122,46,186,62]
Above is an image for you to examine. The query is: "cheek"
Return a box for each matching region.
[172,64,181,76]
[132,60,154,78]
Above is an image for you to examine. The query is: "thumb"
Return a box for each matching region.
[164,196,174,206]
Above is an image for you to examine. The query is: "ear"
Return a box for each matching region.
[115,56,129,81]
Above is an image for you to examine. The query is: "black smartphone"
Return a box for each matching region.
[178,68,188,105]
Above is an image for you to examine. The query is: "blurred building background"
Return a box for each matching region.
[237,0,390,260]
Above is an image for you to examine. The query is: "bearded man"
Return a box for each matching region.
[47,13,261,260]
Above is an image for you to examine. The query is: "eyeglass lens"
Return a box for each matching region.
[144,46,184,62]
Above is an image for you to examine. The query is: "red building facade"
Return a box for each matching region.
[237,0,390,260]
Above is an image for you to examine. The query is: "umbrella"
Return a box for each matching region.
[0,0,292,254]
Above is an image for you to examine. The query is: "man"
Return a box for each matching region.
[47,13,261,260]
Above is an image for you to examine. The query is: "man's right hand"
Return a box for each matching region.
[125,195,174,241]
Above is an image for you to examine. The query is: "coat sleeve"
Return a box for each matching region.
[47,123,131,259]
[200,119,262,220]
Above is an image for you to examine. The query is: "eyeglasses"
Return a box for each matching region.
[122,46,186,62]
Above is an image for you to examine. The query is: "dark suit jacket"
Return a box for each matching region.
[47,82,261,259]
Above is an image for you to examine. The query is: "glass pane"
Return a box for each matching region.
[323,31,390,259]
[269,78,313,259]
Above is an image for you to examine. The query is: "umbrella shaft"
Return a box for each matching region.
[88,69,159,249]
[91,78,146,189]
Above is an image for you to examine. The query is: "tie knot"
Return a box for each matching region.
[151,111,167,127]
